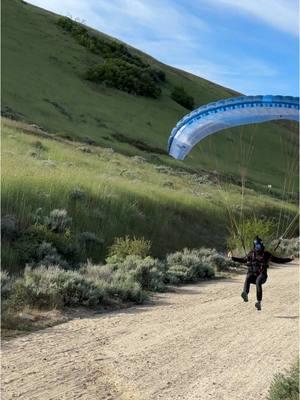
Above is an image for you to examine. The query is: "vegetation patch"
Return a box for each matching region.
[2,242,235,335]
[112,132,167,154]
[171,86,195,110]
[56,16,165,98]
[86,59,162,98]
[2,123,298,272]
[107,235,151,263]
[227,216,277,253]
[166,248,217,284]
[43,98,73,120]
[1,105,24,120]
[267,360,299,400]
[271,238,299,258]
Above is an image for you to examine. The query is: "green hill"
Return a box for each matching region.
[2,119,297,272]
[2,0,298,194]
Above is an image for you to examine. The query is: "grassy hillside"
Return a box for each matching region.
[2,119,297,272]
[2,0,298,194]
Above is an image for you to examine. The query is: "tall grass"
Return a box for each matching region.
[2,123,298,272]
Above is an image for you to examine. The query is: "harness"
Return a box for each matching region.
[247,252,267,275]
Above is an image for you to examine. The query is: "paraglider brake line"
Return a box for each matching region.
[273,212,299,252]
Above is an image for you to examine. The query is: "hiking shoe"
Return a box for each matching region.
[241,291,248,302]
[255,302,261,311]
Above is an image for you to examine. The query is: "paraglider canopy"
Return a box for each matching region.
[168,95,299,160]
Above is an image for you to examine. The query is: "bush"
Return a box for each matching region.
[8,211,81,269]
[9,266,65,309]
[69,188,87,201]
[1,215,18,240]
[267,360,299,400]
[80,263,116,282]
[79,232,103,244]
[1,270,13,300]
[166,248,215,284]
[12,267,114,309]
[115,255,166,291]
[35,223,77,253]
[57,16,74,32]
[209,253,240,271]
[86,59,161,98]
[7,264,146,310]
[271,238,299,258]
[109,276,146,303]
[57,16,164,98]
[32,140,47,152]
[32,240,69,268]
[44,209,72,233]
[57,17,146,66]
[171,86,194,110]
[107,236,151,261]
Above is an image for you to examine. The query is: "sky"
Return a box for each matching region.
[28,0,299,96]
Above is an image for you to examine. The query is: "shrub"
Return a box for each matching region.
[108,276,146,303]
[32,225,79,266]
[11,223,79,269]
[44,209,72,233]
[149,68,166,82]
[57,16,74,32]
[1,270,13,300]
[107,236,151,261]
[57,17,164,98]
[79,232,103,244]
[32,240,69,268]
[79,232,104,258]
[56,17,153,70]
[81,263,116,282]
[166,248,215,284]
[59,274,106,307]
[271,238,299,258]
[115,255,166,291]
[83,137,96,145]
[32,140,47,152]
[12,227,42,266]
[32,207,44,225]
[171,86,194,110]
[69,188,86,201]
[1,215,18,240]
[86,59,161,98]
[209,253,240,272]
[9,266,65,309]
[267,360,299,400]
[7,264,147,310]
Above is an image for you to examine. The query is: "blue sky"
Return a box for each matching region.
[28,0,299,95]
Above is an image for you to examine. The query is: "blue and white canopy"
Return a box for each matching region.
[168,95,300,160]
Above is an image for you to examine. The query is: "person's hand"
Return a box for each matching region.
[227,250,232,258]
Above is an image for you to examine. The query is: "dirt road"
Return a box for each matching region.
[2,262,299,400]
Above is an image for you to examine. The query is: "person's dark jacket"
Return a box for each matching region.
[232,250,293,275]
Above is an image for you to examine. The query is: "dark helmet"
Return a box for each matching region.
[253,235,264,251]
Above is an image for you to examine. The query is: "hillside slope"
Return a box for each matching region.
[2,119,298,271]
[2,0,298,192]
